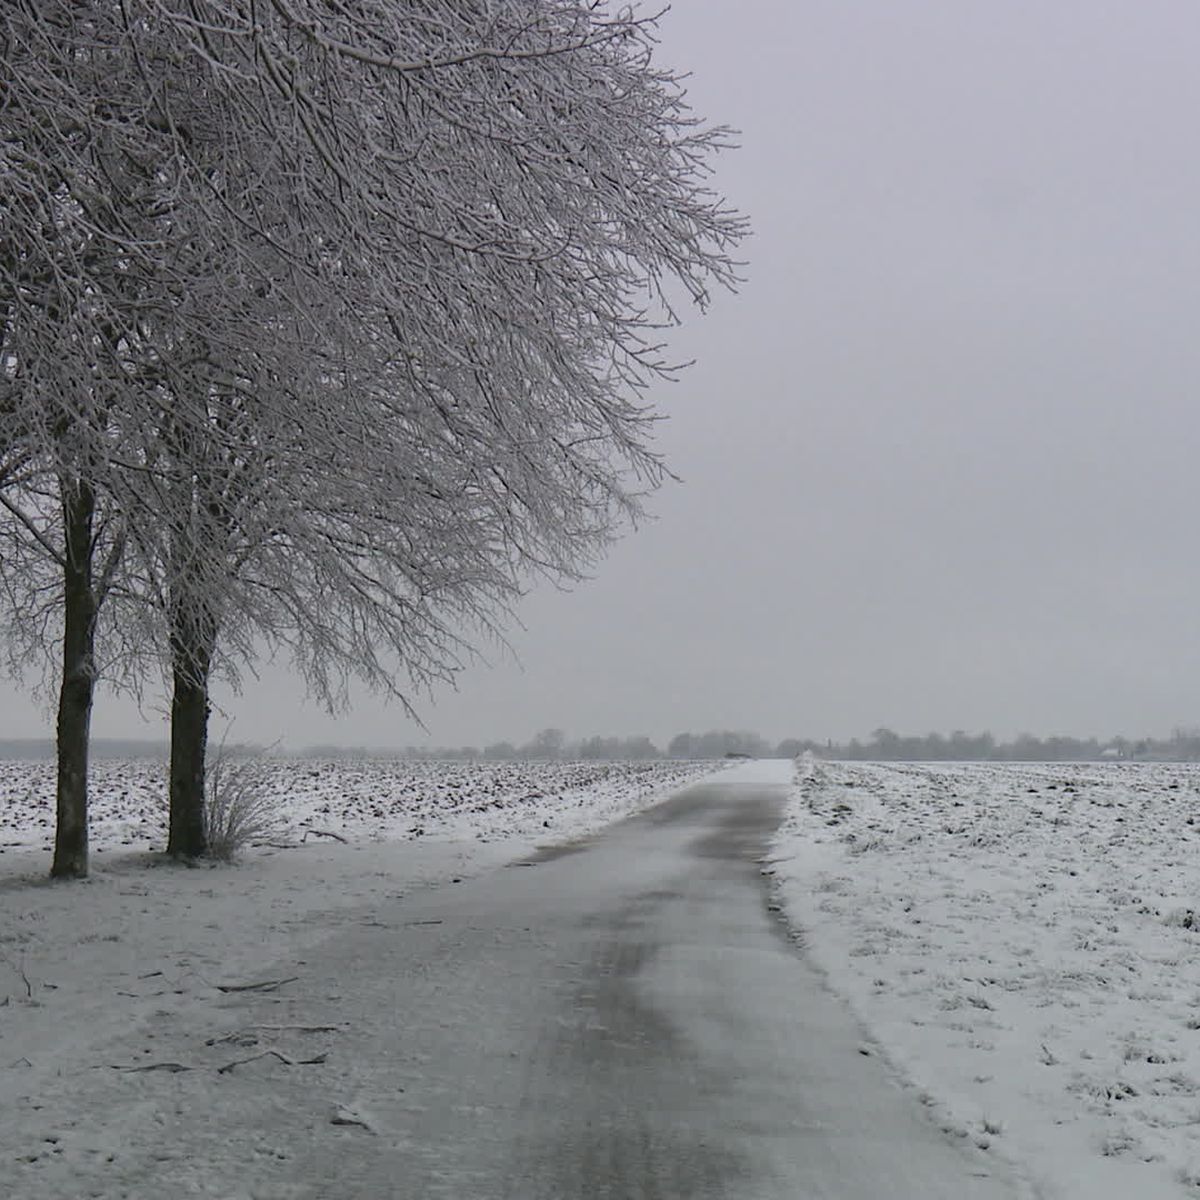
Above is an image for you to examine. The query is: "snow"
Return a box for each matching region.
[16,753,1197,1198]
[771,757,1200,1200]
[0,757,719,1198]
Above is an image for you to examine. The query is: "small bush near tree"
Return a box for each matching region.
[202,753,282,862]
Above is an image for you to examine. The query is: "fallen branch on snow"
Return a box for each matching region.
[113,1061,193,1073]
[206,1023,343,1046]
[0,951,34,1000]
[214,976,298,994]
[217,1049,327,1074]
[302,828,349,844]
[111,1049,327,1074]
[330,1105,375,1132]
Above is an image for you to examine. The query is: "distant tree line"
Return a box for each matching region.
[7,725,1198,764]
[779,727,1200,763]
[384,728,774,762]
[369,725,1200,763]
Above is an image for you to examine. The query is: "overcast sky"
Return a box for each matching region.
[6,0,1200,750]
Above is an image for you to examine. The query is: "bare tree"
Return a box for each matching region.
[1,0,169,876]
[2,0,746,865]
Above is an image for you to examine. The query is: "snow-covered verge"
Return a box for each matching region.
[771,758,1200,1200]
[0,757,718,1197]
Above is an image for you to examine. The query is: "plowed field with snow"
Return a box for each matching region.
[773,759,1200,1200]
[0,757,712,856]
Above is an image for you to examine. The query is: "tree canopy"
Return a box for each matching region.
[0,0,746,873]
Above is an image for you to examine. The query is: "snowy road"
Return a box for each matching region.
[193,760,1024,1199]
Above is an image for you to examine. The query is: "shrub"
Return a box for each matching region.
[204,752,282,861]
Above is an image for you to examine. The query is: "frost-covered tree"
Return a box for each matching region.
[0,0,337,870]
[2,0,745,866]
[141,0,746,858]
[0,0,175,876]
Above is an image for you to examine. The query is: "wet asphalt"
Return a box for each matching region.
[278,770,1029,1198]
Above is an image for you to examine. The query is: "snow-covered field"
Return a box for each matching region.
[0,757,718,856]
[0,757,718,1198]
[772,758,1200,1200]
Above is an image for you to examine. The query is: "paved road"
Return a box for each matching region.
[269,764,1028,1198]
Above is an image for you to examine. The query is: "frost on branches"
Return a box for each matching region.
[0,0,746,872]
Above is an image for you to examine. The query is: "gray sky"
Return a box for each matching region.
[6,0,1200,750]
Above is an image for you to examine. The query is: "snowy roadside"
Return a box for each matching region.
[771,757,1200,1200]
[0,757,719,1195]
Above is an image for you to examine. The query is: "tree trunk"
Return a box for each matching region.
[167,603,216,859]
[51,478,97,880]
